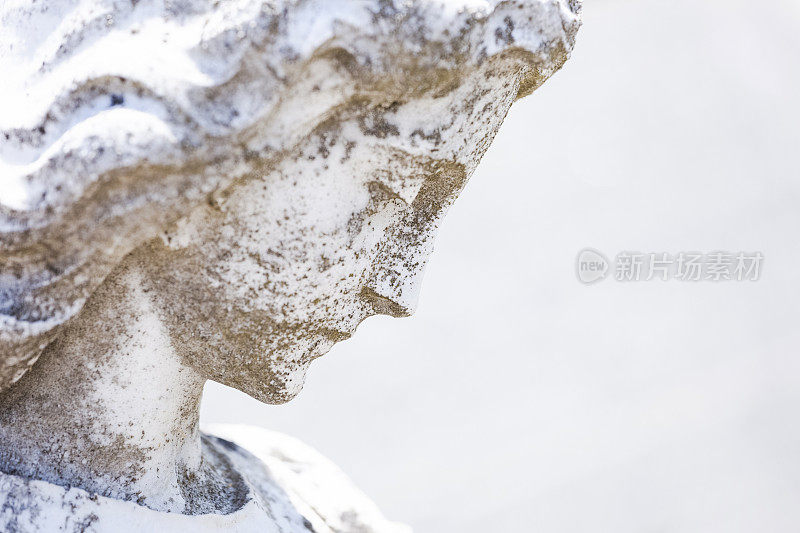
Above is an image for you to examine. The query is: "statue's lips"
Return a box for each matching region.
[305,310,385,362]
[305,328,353,362]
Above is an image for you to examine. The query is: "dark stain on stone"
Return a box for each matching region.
[495,16,515,46]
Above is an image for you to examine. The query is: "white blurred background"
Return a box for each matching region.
[202,1,800,531]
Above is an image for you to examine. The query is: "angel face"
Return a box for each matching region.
[0,0,580,397]
[139,111,468,404]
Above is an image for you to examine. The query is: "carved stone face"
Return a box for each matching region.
[0,0,581,397]
[137,102,475,404]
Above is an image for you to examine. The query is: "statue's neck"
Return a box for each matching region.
[0,263,206,512]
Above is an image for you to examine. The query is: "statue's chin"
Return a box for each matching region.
[226,364,311,406]
[226,381,301,406]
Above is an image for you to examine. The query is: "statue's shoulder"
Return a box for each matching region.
[203,424,410,533]
[0,426,408,533]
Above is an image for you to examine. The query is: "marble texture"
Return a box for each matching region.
[0,0,580,531]
[0,425,410,533]
[0,0,580,390]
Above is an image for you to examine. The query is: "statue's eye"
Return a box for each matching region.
[370,169,426,206]
[366,180,406,206]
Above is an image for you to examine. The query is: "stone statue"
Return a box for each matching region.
[0,0,580,530]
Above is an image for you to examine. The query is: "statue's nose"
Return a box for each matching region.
[361,163,467,318]
[361,234,434,318]
[359,286,414,318]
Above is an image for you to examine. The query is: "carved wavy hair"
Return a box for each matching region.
[0,0,580,390]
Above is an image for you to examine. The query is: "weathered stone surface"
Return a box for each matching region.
[0,0,580,530]
[0,425,411,532]
[1,0,580,390]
